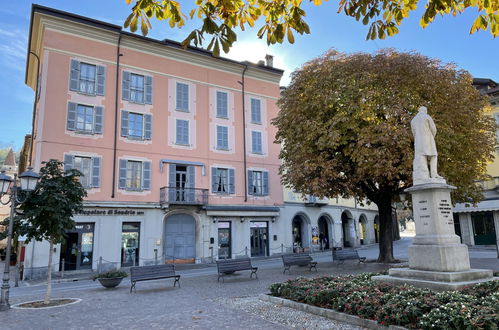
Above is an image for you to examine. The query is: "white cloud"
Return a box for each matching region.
[223,39,293,86]
[0,28,27,72]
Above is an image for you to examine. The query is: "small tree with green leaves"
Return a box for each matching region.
[19,159,86,304]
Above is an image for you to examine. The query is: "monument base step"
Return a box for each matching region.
[372,268,497,291]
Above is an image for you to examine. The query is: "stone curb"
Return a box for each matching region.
[259,294,407,330]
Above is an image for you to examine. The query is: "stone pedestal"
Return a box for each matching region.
[373,182,497,290]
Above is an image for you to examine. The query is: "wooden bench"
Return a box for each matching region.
[130,264,180,292]
[332,249,366,264]
[216,257,258,283]
[282,253,317,274]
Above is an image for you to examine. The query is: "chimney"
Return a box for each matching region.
[265,54,274,67]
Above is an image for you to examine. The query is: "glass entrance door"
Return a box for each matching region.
[250,222,268,257]
[175,165,188,202]
[60,223,94,271]
[121,222,140,266]
[217,222,231,259]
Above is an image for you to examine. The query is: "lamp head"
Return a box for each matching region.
[19,167,40,192]
[0,170,13,194]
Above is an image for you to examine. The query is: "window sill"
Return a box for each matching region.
[251,151,264,155]
[123,188,145,192]
[175,142,191,147]
[71,130,96,135]
[250,121,262,125]
[175,108,190,113]
[126,136,146,141]
[125,99,147,105]
[76,91,97,97]
[216,147,230,151]
[216,115,229,120]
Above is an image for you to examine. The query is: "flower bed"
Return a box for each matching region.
[269,273,499,329]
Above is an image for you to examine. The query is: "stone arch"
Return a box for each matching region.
[359,214,368,245]
[341,210,355,248]
[291,212,311,250]
[317,213,334,250]
[163,210,200,264]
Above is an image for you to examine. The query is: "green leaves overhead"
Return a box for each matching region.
[122,0,498,56]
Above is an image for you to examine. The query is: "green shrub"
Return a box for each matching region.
[268,274,499,329]
[92,269,128,281]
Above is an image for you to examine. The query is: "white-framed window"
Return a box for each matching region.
[121,111,152,140]
[130,73,145,103]
[250,98,261,124]
[118,159,152,191]
[247,170,269,196]
[216,91,228,118]
[69,59,105,96]
[176,82,189,111]
[64,154,101,188]
[67,102,103,134]
[176,119,189,145]
[212,167,235,194]
[216,125,229,150]
[251,131,263,154]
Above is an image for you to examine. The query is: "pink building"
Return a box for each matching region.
[24,5,283,277]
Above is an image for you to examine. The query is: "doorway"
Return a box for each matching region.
[60,223,94,271]
[164,213,196,263]
[318,216,330,250]
[341,211,353,247]
[359,215,367,245]
[218,222,231,259]
[250,222,268,257]
[175,165,188,202]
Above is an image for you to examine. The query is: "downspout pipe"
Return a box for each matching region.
[28,51,40,167]
[111,32,123,198]
[239,65,248,202]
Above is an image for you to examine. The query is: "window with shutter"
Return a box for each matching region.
[216,91,228,118]
[176,119,189,145]
[250,98,261,124]
[247,170,266,196]
[176,82,189,111]
[74,156,92,188]
[216,125,229,150]
[126,160,143,190]
[130,73,145,103]
[79,62,97,95]
[251,131,263,154]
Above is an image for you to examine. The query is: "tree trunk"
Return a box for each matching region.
[376,196,395,263]
[44,241,53,305]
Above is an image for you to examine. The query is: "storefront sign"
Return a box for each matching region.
[76,209,145,216]
[217,222,230,229]
[250,221,267,228]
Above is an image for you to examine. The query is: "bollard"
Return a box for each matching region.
[245,246,248,256]
[98,256,103,274]
[209,246,213,263]
[154,249,158,265]
[281,243,284,254]
[61,259,65,279]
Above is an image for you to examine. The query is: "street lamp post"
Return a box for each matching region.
[0,168,39,311]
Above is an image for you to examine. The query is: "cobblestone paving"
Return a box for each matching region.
[2,262,389,329]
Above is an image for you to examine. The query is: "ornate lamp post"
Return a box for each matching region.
[0,168,39,311]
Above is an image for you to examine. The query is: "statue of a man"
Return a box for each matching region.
[411,106,443,183]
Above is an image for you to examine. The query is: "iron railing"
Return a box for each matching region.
[160,186,208,205]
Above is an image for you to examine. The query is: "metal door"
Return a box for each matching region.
[164,214,196,261]
[250,226,268,257]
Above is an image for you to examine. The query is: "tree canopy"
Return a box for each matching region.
[123,0,499,56]
[272,49,496,261]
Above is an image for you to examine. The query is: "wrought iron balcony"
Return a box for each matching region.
[304,195,329,207]
[160,186,208,205]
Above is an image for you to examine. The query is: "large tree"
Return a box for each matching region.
[122,0,499,55]
[18,160,86,304]
[272,50,495,262]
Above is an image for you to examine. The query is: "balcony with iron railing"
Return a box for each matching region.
[304,195,329,207]
[160,186,209,206]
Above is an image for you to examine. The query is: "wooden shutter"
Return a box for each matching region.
[67,102,77,131]
[145,75,153,104]
[69,59,80,91]
[168,164,176,201]
[144,114,152,140]
[91,157,101,188]
[122,71,130,101]
[229,168,235,194]
[64,154,74,172]
[119,159,127,189]
[142,161,151,190]
[121,111,129,137]
[96,65,106,96]
[263,171,269,195]
[211,168,218,192]
[247,170,254,195]
[94,106,103,134]
[187,166,195,201]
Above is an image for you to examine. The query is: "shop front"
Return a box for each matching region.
[60,223,94,271]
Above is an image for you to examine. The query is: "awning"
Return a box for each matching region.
[453,199,499,213]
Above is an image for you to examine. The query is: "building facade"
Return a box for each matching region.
[23,5,379,279]
[453,78,499,248]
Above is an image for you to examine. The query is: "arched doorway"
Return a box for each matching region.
[359,215,367,245]
[341,211,354,248]
[318,215,331,250]
[374,215,379,243]
[164,213,196,263]
[292,214,309,251]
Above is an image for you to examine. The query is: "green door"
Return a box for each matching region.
[471,212,496,245]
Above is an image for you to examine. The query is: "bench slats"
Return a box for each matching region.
[281,253,317,274]
[216,258,258,282]
[332,249,366,263]
[130,264,180,292]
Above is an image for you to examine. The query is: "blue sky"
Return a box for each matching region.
[0,0,498,150]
